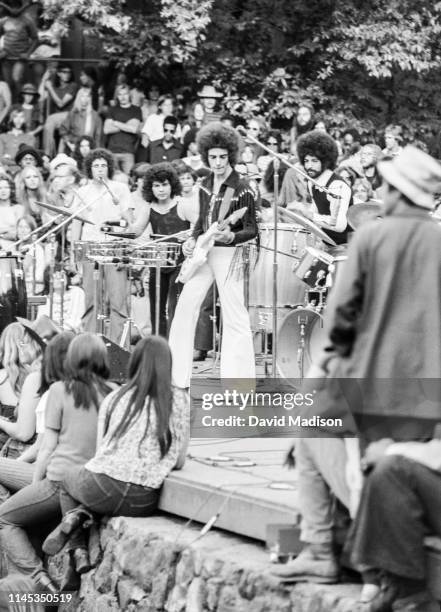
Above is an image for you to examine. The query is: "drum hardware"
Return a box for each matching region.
[35,200,93,225]
[119,258,142,349]
[48,234,57,321]
[272,157,280,377]
[297,313,308,380]
[277,207,337,246]
[0,255,27,334]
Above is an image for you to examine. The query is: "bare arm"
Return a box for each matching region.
[0,371,39,442]
[17,434,43,463]
[103,118,120,135]
[112,118,140,134]
[33,428,58,482]
[0,82,11,126]
[45,82,74,110]
[128,204,150,237]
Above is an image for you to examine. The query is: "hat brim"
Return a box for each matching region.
[21,90,40,99]
[197,90,224,98]
[378,159,435,210]
[15,149,43,166]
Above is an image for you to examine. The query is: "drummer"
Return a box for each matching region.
[293,131,353,245]
[71,148,132,343]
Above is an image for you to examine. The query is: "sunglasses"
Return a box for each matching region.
[164,128,176,133]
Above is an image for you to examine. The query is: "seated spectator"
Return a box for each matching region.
[18,83,43,145]
[0,333,114,593]
[42,62,77,157]
[0,174,24,248]
[0,106,34,161]
[42,336,190,585]
[16,215,48,294]
[103,83,142,174]
[145,115,183,164]
[383,124,403,157]
[0,80,11,130]
[15,165,47,225]
[257,130,281,174]
[182,127,205,172]
[0,331,74,498]
[140,95,175,148]
[0,321,43,456]
[14,143,43,171]
[173,161,199,225]
[353,177,373,204]
[359,144,382,192]
[59,88,102,154]
[72,135,94,175]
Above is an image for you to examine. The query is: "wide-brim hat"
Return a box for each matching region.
[197,85,223,99]
[49,154,78,173]
[21,83,39,98]
[15,143,43,166]
[378,145,441,210]
[16,315,62,349]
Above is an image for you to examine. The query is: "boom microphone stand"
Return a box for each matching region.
[272,157,280,377]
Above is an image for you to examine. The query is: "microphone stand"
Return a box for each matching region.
[272,158,280,377]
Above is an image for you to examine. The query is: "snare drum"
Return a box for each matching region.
[248,223,319,330]
[0,256,27,334]
[277,307,327,379]
[87,241,133,264]
[129,242,181,268]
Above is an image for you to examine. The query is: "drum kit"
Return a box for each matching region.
[246,208,349,379]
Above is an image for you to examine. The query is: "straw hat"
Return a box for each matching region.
[16,315,62,348]
[378,145,441,210]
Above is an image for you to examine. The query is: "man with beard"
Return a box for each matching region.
[294,130,352,245]
[359,143,382,195]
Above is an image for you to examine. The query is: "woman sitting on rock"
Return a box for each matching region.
[0,333,114,593]
[42,336,190,578]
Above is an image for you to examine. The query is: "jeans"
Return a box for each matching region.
[0,458,34,492]
[296,437,350,544]
[0,479,61,576]
[148,267,181,337]
[59,466,160,550]
[350,454,441,580]
[113,153,135,174]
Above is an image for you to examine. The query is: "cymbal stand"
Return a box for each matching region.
[271,159,280,377]
[93,261,105,335]
[48,234,57,320]
[119,259,141,349]
[297,313,307,380]
[29,236,37,319]
[154,260,162,336]
[59,273,65,329]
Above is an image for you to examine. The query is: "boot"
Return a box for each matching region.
[271,543,339,584]
[43,507,93,555]
[73,548,92,574]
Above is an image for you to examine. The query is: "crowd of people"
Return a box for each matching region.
[0,62,439,609]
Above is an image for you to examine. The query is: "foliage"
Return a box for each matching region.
[40,0,441,134]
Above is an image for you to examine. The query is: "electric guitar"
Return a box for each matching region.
[177,206,248,283]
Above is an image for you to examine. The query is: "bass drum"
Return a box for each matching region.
[0,256,27,335]
[277,307,327,379]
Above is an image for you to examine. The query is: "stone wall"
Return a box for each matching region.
[72,515,364,612]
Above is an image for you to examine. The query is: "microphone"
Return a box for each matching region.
[236,125,247,136]
[273,157,280,172]
[100,178,119,206]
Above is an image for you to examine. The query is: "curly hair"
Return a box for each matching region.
[296,130,339,171]
[84,148,115,179]
[197,122,239,167]
[142,162,182,203]
[0,173,17,204]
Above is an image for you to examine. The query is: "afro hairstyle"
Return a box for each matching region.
[197,122,239,168]
[85,148,115,179]
[142,162,182,203]
[296,130,339,171]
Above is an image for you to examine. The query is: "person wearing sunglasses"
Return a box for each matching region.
[145,116,183,165]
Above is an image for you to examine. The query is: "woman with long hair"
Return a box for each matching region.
[0,322,43,454]
[0,174,24,249]
[0,332,74,497]
[15,166,47,225]
[59,88,102,154]
[42,336,189,578]
[72,135,94,175]
[0,333,114,592]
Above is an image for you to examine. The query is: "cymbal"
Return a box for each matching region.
[348,202,382,230]
[277,207,337,246]
[36,200,93,225]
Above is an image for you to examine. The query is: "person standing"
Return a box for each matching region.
[104,84,142,174]
[168,122,257,388]
[146,116,183,164]
[71,149,132,343]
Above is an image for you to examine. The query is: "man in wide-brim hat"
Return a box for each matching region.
[197,84,224,124]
